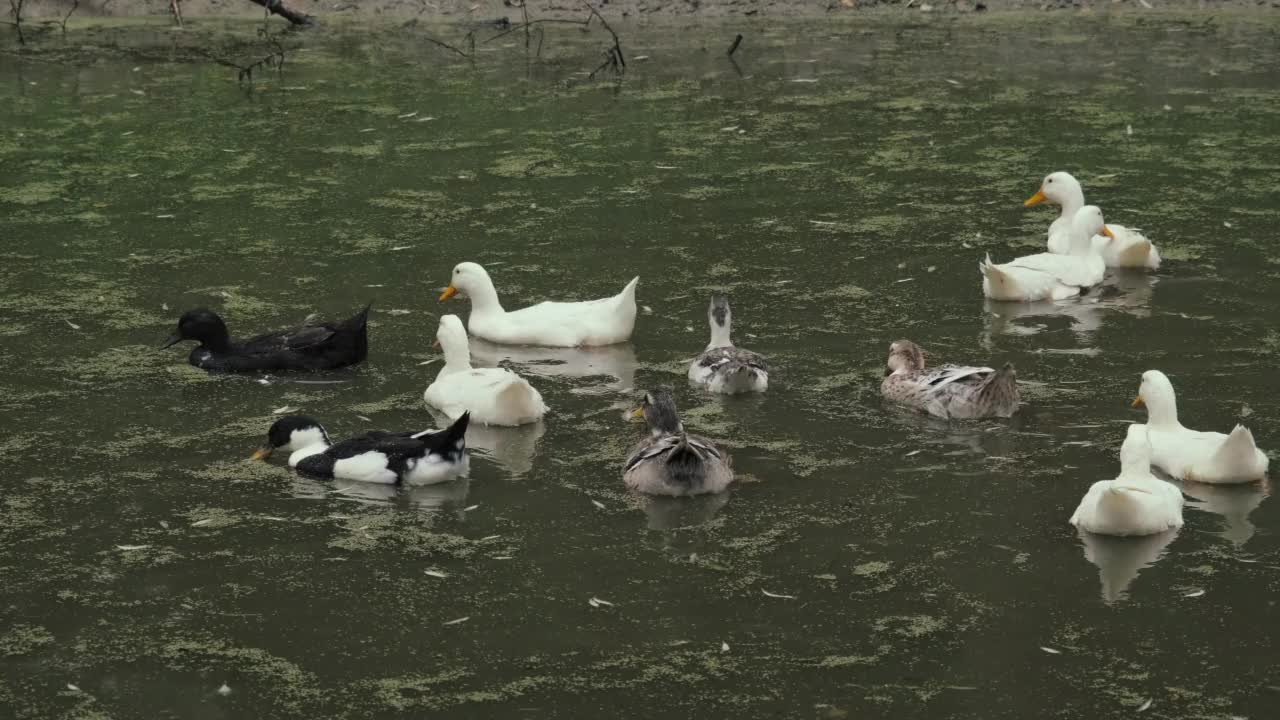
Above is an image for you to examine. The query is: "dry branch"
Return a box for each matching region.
[247,0,314,27]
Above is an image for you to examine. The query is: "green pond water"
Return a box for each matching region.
[3,13,1280,718]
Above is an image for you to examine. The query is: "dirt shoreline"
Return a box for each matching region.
[13,0,1280,26]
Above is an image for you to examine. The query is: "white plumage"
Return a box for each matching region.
[1070,425,1184,536]
[1132,370,1269,484]
[424,315,548,426]
[439,262,638,347]
[980,205,1111,302]
[1027,171,1161,270]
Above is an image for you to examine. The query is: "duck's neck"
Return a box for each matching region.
[1144,393,1180,429]
[708,320,732,349]
[466,280,505,317]
[441,338,473,373]
[200,330,233,353]
[1056,186,1086,224]
[1117,456,1151,480]
[288,442,328,467]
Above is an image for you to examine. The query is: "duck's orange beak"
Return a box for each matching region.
[1024,189,1048,207]
[439,285,458,302]
[1131,395,1145,409]
[1101,225,1117,240]
[250,445,273,461]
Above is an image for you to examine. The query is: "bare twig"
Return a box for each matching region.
[581,1,624,79]
[59,0,79,36]
[480,18,589,46]
[7,0,25,45]
[246,0,314,27]
[170,0,183,28]
[727,33,743,57]
[196,35,286,84]
[421,30,474,59]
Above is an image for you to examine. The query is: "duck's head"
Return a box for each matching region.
[1071,205,1115,243]
[163,309,229,349]
[434,314,468,349]
[631,388,684,436]
[886,339,926,375]
[709,295,732,328]
[1133,370,1176,411]
[439,262,491,302]
[1119,424,1154,472]
[1025,171,1084,207]
[252,415,329,461]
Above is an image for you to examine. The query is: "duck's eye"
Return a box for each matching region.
[454,269,460,275]
[1047,178,1054,183]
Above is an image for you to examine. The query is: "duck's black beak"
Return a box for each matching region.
[161,334,182,349]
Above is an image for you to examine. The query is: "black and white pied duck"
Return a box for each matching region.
[162,305,370,372]
[623,389,732,497]
[251,413,471,486]
[687,295,768,394]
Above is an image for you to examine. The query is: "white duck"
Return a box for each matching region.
[423,315,548,427]
[439,262,638,347]
[1132,370,1269,484]
[980,205,1113,302]
[1070,425,1185,536]
[1026,171,1161,270]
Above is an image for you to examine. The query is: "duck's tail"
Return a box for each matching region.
[415,411,470,460]
[717,362,764,394]
[343,303,372,363]
[979,254,1014,300]
[976,362,1019,416]
[665,434,706,488]
[1209,425,1266,478]
[494,377,547,425]
[616,276,640,304]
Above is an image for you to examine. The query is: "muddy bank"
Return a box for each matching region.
[13,0,1280,26]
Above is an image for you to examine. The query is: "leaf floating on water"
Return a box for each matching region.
[1138,0,1152,7]
[762,589,796,599]
[944,78,961,86]
[443,616,470,626]
[1223,221,1233,229]
[1184,589,1205,598]
[1240,404,1253,418]
[424,569,449,578]
[161,302,170,311]
[191,519,214,527]
[130,89,145,96]
[359,128,376,133]
[1137,698,1153,712]
[790,78,819,83]
[591,596,615,607]
[633,55,650,61]
[654,165,679,170]
[720,125,739,132]
[156,214,176,219]
[491,555,514,560]
[895,278,914,284]
[355,415,371,422]
[721,641,730,653]
[65,319,81,330]
[1040,646,1062,655]
[273,406,298,415]
[390,245,413,251]
[386,309,412,316]
[463,504,480,512]
[127,173,142,178]
[121,131,135,137]
[397,111,419,119]
[905,449,923,457]
[479,535,501,542]
[116,544,149,551]
[414,116,437,123]
[809,220,837,226]
[1162,104,1172,111]
[66,683,80,692]
[1126,124,1134,136]
[159,520,170,529]
[641,305,653,314]
[591,499,606,510]
[217,683,232,696]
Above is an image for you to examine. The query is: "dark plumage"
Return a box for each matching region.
[254,413,471,486]
[162,305,370,372]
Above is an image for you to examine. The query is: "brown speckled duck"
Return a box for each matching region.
[881,340,1019,420]
[623,389,732,497]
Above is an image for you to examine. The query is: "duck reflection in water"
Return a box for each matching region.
[1078,528,1179,604]
[1183,477,1270,547]
[982,271,1157,347]
[426,407,545,477]
[467,337,639,393]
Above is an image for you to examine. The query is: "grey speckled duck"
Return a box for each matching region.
[623,389,732,497]
[880,340,1019,420]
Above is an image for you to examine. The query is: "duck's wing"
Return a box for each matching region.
[918,364,994,393]
[624,433,722,473]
